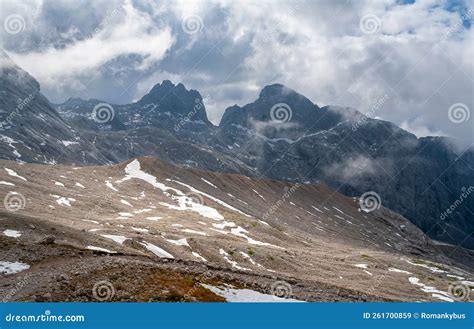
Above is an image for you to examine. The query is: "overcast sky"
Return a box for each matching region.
[1,0,472,146]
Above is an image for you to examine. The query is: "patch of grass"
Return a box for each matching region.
[410,259,426,265]
[69,266,228,302]
[360,254,376,261]
[411,259,450,272]
[433,264,450,272]
[137,270,226,302]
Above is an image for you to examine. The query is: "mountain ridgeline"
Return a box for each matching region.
[0,51,473,250]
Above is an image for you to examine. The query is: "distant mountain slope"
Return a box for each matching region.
[0,50,108,165]
[53,78,259,173]
[0,157,472,301]
[217,84,474,250]
[1,51,472,250]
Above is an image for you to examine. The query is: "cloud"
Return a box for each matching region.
[3,0,175,101]
[323,154,380,181]
[400,120,446,138]
[133,71,183,102]
[251,119,300,134]
[1,0,472,146]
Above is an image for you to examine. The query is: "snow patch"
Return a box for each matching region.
[332,207,345,214]
[82,219,100,224]
[165,238,189,247]
[192,252,207,262]
[3,229,21,238]
[146,216,162,221]
[5,168,27,181]
[134,208,152,214]
[139,241,174,258]
[118,212,133,217]
[389,268,412,274]
[131,227,149,233]
[201,177,217,188]
[61,140,79,147]
[182,229,207,236]
[219,249,249,271]
[118,160,224,221]
[446,274,465,280]
[101,234,128,245]
[240,251,265,268]
[311,206,324,213]
[171,180,252,218]
[120,199,133,207]
[408,277,453,302]
[0,135,21,158]
[202,284,304,302]
[51,195,76,207]
[404,259,448,273]
[87,246,115,253]
[0,261,30,275]
[230,226,278,248]
[354,263,368,269]
[252,189,265,200]
[106,180,119,191]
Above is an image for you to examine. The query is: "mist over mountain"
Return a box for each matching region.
[0,50,106,164]
[1,51,473,251]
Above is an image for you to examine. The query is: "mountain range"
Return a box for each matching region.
[1,49,473,250]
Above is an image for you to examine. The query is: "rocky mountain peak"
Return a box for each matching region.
[258,83,293,98]
[141,80,200,103]
[136,80,210,124]
[257,83,319,109]
[219,83,341,138]
[1,50,40,94]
